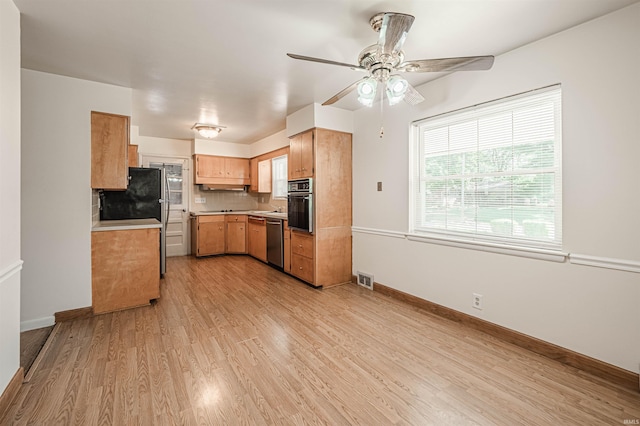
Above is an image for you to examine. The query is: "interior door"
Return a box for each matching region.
[142,156,190,257]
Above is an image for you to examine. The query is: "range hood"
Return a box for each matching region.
[200,184,248,191]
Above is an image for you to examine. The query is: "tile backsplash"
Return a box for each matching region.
[190,186,287,213]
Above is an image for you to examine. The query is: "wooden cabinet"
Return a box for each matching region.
[249,158,259,192]
[258,159,271,193]
[91,111,130,189]
[91,228,160,314]
[248,217,267,262]
[291,231,314,283]
[225,215,247,253]
[191,215,225,257]
[286,128,352,288]
[128,144,139,167]
[288,130,314,180]
[193,154,250,185]
[283,220,291,273]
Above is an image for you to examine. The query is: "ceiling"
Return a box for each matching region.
[14,0,638,144]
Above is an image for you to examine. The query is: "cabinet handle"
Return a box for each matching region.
[299,266,303,270]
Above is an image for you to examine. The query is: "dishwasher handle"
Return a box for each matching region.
[266,220,282,226]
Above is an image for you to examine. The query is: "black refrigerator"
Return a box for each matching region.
[99,167,167,275]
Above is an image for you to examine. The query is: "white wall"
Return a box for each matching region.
[131,125,192,158]
[21,70,132,330]
[249,129,289,158]
[352,4,640,373]
[0,0,22,395]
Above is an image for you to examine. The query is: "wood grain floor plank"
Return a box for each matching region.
[3,255,639,425]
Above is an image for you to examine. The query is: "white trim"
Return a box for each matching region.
[569,254,640,274]
[351,226,567,262]
[406,233,567,262]
[0,259,23,285]
[20,316,55,332]
[351,226,406,239]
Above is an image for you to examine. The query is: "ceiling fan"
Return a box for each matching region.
[288,12,495,107]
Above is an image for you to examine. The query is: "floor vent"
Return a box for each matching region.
[357,271,374,290]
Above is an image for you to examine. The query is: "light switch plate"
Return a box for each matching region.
[377,182,382,191]
[195,197,206,204]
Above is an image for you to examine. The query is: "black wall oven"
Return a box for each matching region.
[287,178,313,233]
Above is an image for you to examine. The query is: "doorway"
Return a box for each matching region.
[142,155,190,257]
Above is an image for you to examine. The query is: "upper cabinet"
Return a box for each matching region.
[258,159,272,193]
[91,111,130,189]
[128,144,139,167]
[288,130,313,180]
[193,154,250,185]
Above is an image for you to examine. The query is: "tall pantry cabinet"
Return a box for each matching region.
[288,128,352,288]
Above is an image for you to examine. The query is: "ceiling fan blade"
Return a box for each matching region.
[322,78,365,106]
[397,55,495,72]
[378,13,415,56]
[287,53,366,71]
[403,83,425,106]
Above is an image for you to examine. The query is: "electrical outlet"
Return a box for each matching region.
[472,293,483,310]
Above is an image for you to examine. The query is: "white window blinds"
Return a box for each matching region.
[412,85,562,250]
[271,155,288,199]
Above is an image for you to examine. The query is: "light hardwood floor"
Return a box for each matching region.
[3,255,639,425]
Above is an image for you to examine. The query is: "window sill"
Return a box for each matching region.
[406,233,567,262]
[351,226,567,262]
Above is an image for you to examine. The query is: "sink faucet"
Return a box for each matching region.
[270,205,283,213]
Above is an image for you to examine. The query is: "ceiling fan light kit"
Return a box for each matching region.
[192,123,225,139]
[287,11,495,107]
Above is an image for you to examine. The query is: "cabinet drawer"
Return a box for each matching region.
[225,214,247,223]
[198,215,224,223]
[291,231,314,258]
[291,253,314,283]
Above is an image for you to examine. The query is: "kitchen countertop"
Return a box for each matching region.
[92,218,162,232]
[191,210,288,220]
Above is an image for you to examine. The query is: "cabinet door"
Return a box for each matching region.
[92,228,159,314]
[258,159,271,193]
[195,155,225,182]
[128,144,139,167]
[225,157,250,180]
[299,130,314,178]
[248,221,267,262]
[283,221,291,273]
[249,158,259,192]
[197,216,225,256]
[226,221,247,253]
[91,111,129,189]
[288,134,301,180]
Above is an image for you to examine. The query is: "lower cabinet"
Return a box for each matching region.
[248,217,267,262]
[225,215,247,254]
[283,220,291,273]
[192,215,225,257]
[92,228,160,314]
[290,231,314,284]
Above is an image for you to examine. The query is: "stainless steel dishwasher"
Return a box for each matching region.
[266,218,284,268]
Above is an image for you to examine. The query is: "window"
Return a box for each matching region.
[271,155,288,199]
[411,85,562,250]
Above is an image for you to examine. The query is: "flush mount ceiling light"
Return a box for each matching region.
[192,123,225,139]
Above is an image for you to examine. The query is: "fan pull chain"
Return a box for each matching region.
[379,85,385,138]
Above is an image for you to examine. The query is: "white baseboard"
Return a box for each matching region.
[20,316,55,332]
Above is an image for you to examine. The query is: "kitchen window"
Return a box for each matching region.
[271,154,288,199]
[410,85,562,251]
